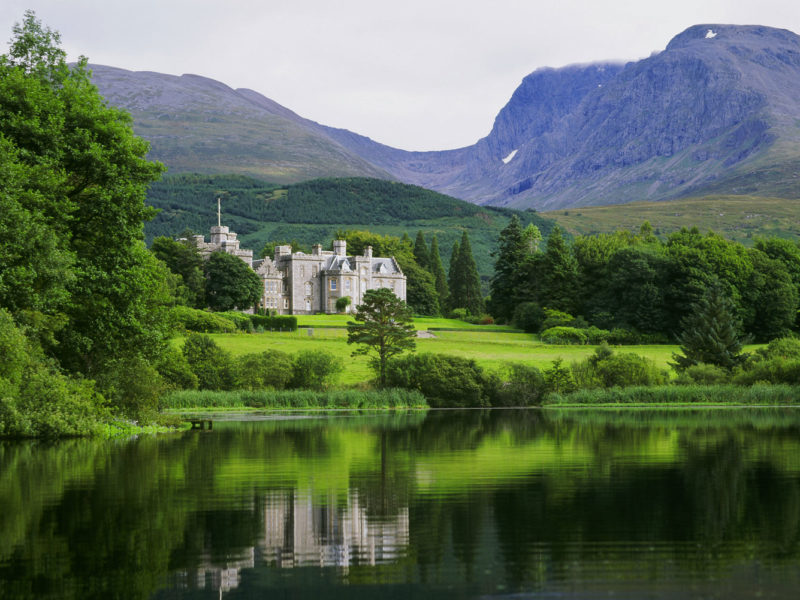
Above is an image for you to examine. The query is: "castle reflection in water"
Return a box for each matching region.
[180,488,410,594]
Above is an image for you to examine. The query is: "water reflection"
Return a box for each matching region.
[2,409,800,599]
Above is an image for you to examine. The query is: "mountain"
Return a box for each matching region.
[91,24,800,209]
[88,65,392,184]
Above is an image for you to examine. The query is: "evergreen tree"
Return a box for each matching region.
[204,252,263,312]
[450,232,485,316]
[413,230,430,271]
[522,223,542,254]
[489,215,527,323]
[429,235,449,311]
[672,281,747,371]
[447,239,460,312]
[538,226,579,314]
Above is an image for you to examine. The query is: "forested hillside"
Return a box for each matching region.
[145,175,552,280]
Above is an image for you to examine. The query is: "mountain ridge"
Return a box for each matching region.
[90,23,800,209]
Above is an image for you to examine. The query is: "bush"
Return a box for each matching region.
[493,363,547,406]
[448,308,468,321]
[584,326,611,344]
[591,352,667,388]
[540,309,575,331]
[171,305,236,333]
[385,353,494,407]
[249,314,298,331]
[289,350,344,390]
[674,363,730,385]
[95,355,164,420]
[336,296,351,313]
[182,334,236,390]
[217,311,254,331]
[157,347,199,391]
[732,357,800,386]
[236,350,295,390]
[540,326,588,344]
[754,336,800,361]
[513,302,545,333]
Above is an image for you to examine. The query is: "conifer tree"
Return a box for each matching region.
[447,239,460,312]
[429,235,449,310]
[413,230,430,270]
[450,232,485,316]
[672,281,747,371]
[539,225,579,314]
[489,215,527,323]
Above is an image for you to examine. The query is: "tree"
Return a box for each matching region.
[537,225,579,314]
[413,230,430,270]
[428,235,449,309]
[335,295,351,313]
[150,236,206,308]
[672,282,747,371]
[449,232,484,316]
[403,261,440,316]
[204,252,263,312]
[347,288,417,387]
[489,215,527,323]
[447,239,460,312]
[1,12,171,402]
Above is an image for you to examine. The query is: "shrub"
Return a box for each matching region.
[95,355,163,420]
[674,363,730,385]
[591,352,667,388]
[754,336,800,361]
[540,308,575,331]
[289,350,344,390]
[732,357,800,386]
[217,311,254,331]
[171,305,236,333]
[544,359,576,394]
[584,326,611,344]
[513,302,545,333]
[336,296,351,313]
[385,353,493,407]
[157,347,199,391]
[449,308,468,321]
[540,326,588,344]
[250,314,298,331]
[182,334,236,390]
[493,363,547,407]
[236,350,295,390]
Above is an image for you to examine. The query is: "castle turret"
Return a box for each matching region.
[333,240,347,257]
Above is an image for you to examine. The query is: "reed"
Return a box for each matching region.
[546,383,800,405]
[161,388,428,410]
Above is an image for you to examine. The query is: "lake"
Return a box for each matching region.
[2,408,800,599]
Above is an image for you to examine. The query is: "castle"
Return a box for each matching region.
[192,207,406,314]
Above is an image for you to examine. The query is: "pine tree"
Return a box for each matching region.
[429,235,449,311]
[672,282,747,371]
[413,230,430,270]
[451,231,484,316]
[489,215,527,323]
[539,225,579,314]
[447,240,460,312]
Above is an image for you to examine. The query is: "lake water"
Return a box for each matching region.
[2,408,800,599]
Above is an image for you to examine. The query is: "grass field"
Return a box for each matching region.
[543,194,800,244]
[177,315,753,386]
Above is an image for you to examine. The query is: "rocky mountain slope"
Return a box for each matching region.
[91,24,800,209]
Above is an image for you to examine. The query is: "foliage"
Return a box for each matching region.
[448,231,485,315]
[489,215,529,323]
[540,326,588,345]
[289,350,344,390]
[428,235,449,309]
[156,347,199,391]
[204,251,262,311]
[673,363,731,385]
[161,387,427,409]
[181,333,235,390]
[583,347,667,388]
[535,225,579,314]
[171,305,237,333]
[413,230,430,270]
[347,288,417,387]
[403,260,440,316]
[672,282,747,371]
[150,236,205,307]
[384,353,495,407]
[546,384,800,405]
[249,314,298,331]
[335,295,351,313]
[512,302,545,333]
[543,359,576,394]
[539,308,576,331]
[492,363,547,407]
[235,350,295,390]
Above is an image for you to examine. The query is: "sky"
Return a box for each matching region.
[2,1,799,151]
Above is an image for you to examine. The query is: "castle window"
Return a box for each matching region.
[283,299,289,309]
[330,280,337,291]
[312,265,318,276]
[345,279,351,292]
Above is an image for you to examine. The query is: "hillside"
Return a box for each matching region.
[543,195,800,244]
[93,24,800,211]
[145,175,553,279]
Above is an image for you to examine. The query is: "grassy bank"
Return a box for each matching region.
[162,388,428,410]
[546,384,800,405]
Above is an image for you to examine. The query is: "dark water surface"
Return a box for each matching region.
[2,408,800,599]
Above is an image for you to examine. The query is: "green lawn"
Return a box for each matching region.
[294,314,519,332]
[179,314,759,386]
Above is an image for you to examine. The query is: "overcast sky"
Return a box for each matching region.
[2,1,798,150]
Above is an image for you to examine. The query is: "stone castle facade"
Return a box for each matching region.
[192,223,406,315]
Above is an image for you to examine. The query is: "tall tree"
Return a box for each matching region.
[428,235,449,311]
[150,237,206,308]
[447,239,460,312]
[489,215,527,323]
[0,12,170,385]
[450,232,485,316]
[672,281,747,371]
[537,226,579,314]
[413,230,430,270]
[204,252,263,312]
[347,288,416,387]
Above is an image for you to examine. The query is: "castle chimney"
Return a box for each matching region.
[333,239,346,257]
[365,245,373,259]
